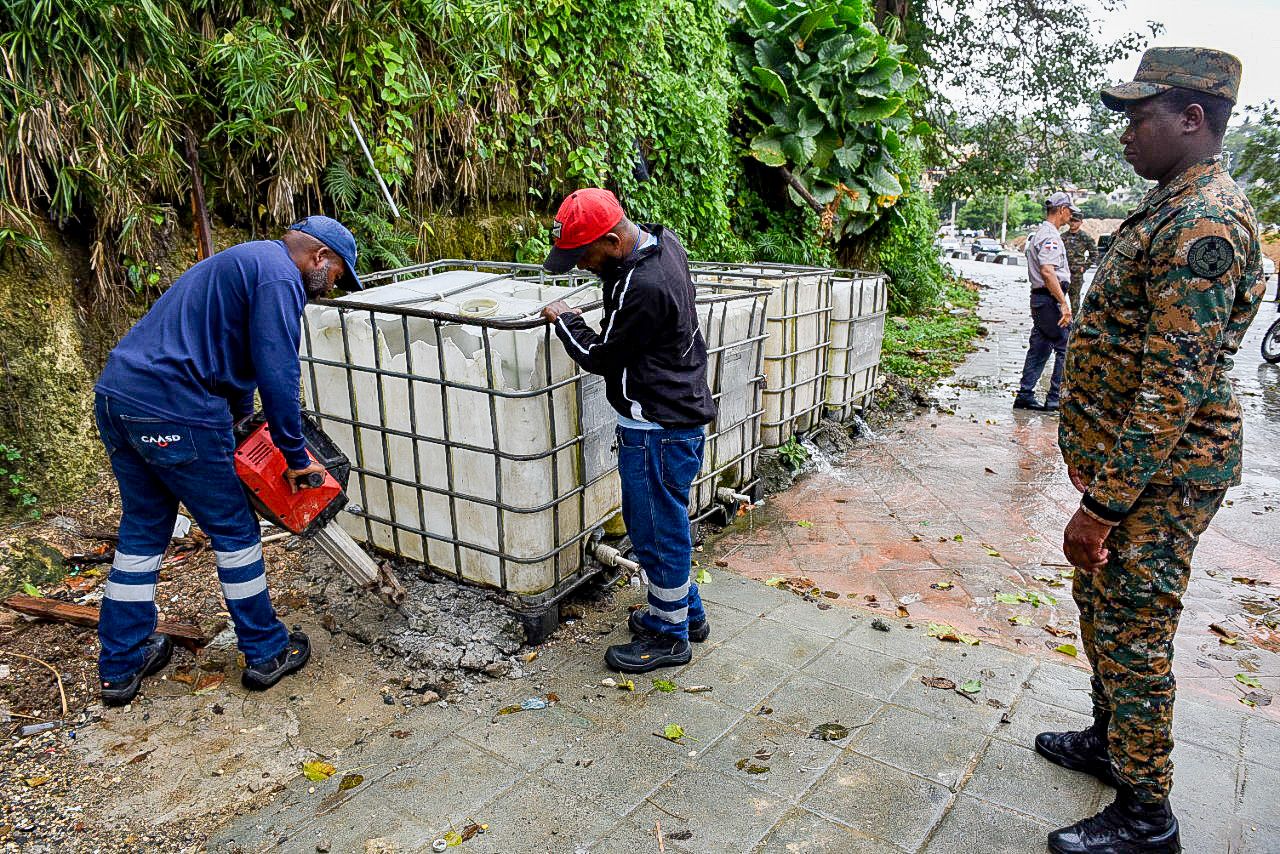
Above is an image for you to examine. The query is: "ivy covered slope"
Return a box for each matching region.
[0,0,741,295]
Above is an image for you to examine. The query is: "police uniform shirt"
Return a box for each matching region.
[1026,220,1069,292]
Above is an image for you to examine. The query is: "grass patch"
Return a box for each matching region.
[881,278,982,381]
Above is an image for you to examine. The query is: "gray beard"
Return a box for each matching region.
[303,263,331,299]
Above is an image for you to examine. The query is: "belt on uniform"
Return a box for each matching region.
[1031,287,1051,295]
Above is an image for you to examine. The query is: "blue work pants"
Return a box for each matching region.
[1017,292,1069,406]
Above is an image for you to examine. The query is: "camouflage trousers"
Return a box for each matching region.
[1072,481,1226,802]
[1067,272,1085,316]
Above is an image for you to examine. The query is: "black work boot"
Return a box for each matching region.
[1035,718,1120,787]
[242,631,311,691]
[629,607,710,643]
[1013,397,1044,411]
[604,634,692,673]
[1048,788,1180,853]
[101,633,174,707]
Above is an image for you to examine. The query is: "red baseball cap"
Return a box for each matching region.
[544,188,625,273]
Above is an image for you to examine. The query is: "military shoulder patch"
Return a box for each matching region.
[1187,235,1233,278]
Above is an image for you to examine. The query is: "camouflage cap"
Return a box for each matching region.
[1101,47,1241,111]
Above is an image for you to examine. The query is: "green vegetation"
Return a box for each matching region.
[881,278,981,380]
[777,437,811,470]
[956,193,1042,237]
[1233,102,1280,224]
[0,443,38,518]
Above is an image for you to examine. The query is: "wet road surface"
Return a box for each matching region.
[709,257,1280,718]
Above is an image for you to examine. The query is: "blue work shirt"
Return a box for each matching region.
[95,240,310,469]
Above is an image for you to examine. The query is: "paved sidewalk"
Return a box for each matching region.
[214,260,1280,853]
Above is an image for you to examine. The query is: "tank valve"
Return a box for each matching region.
[591,542,641,574]
[716,487,758,506]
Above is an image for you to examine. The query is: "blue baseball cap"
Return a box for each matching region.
[289,215,363,290]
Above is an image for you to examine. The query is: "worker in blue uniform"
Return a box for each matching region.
[92,216,362,705]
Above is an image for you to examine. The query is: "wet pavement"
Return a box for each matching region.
[717,258,1280,717]
[210,259,1280,853]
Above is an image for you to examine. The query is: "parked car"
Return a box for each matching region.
[970,238,1003,256]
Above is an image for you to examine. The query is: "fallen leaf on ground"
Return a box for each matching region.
[1054,643,1079,658]
[1209,623,1239,644]
[1044,625,1077,639]
[735,758,769,774]
[809,722,851,741]
[983,544,1001,557]
[714,560,728,568]
[302,761,336,782]
[443,831,462,846]
[1231,576,1267,586]
[170,668,196,685]
[194,673,225,694]
[460,823,487,841]
[959,679,982,694]
[984,467,996,474]
[25,776,50,787]
[652,679,677,693]
[764,577,785,587]
[953,534,964,542]
[666,830,694,841]
[822,590,840,599]
[1059,568,1074,579]
[694,568,712,585]
[659,723,686,742]
[390,731,409,739]
[1235,673,1263,689]
[870,618,890,632]
[1240,691,1271,707]
[911,534,923,542]
[338,773,363,791]
[921,676,956,690]
[519,651,538,663]
[897,605,910,618]
[1008,615,1032,626]
[796,520,813,528]
[1033,574,1064,587]
[931,581,954,590]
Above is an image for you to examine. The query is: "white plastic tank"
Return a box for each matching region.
[300,270,620,596]
[826,270,889,421]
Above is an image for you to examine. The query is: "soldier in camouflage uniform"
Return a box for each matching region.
[1062,209,1097,315]
[1041,47,1265,854]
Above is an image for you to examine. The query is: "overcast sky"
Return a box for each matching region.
[1101,0,1279,112]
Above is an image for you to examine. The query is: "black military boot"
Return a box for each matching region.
[1048,788,1180,853]
[242,631,311,691]
[100,633,174,707]
[604,634,691,673]
[1035,717,1120,787]
[628,607,710,643]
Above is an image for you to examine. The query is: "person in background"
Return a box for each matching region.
[540,189,716,674]
[93,216,362,705]
[1013,191,1075,412]
[1062,207,1098,315]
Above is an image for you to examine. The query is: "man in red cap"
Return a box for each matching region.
[541,189,717,673]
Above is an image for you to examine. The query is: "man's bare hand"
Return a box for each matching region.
[541,300,579,324]
[1058,303,1073,327]
[284,460,327,494]
[1063,508,1112,571]
[1067,465,1088,493]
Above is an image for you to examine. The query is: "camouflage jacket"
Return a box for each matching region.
[1062,230,1097,275]
[1059,156,1265,523]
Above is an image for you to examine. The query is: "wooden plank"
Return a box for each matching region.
[2,594,223,648]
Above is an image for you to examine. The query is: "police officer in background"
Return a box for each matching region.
[1013,191,1075,412]
[1046,48,1264,853]
[1062,207,1098,315]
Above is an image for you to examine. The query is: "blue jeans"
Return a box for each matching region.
[617,425,706,641]
[1017,292,1069,405]
[94,394,289,679]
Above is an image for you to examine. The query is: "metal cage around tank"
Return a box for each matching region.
[688,261,834,448]
[825,269,889,421]
[297,259,769,619]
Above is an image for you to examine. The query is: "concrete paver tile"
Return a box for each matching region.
[753,807,902,853]
[762,597,861,639]
[676,644,801,713]
[756,670,882,736]
[699,570,792,614]
[960,738,1104,827]
[696,713,843,802]
[842,616,938,660]
[1239,762,1280,824]
[1022,660,1094,716]
[800,642,917,702]
[537,724,689,819]
[890,663,1026,735]
[358,737,524,837]
[992,695,1093,750]
[1168,739,1240,850]
[1242,714,1280,771]
[721,613,836,669]
[577,688,745,761]
[801,752,953,851]
[587,817,695,854]
[624,768,791,854]
[850,704,989,790]
[700,600,762,644]
[457,701,597,772]
[1172,695,1248,758]
[1230,816,1280,853]
[456,775,618,854]
[920,793,1053,854]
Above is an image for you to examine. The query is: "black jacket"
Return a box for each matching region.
[555,225,717,429]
